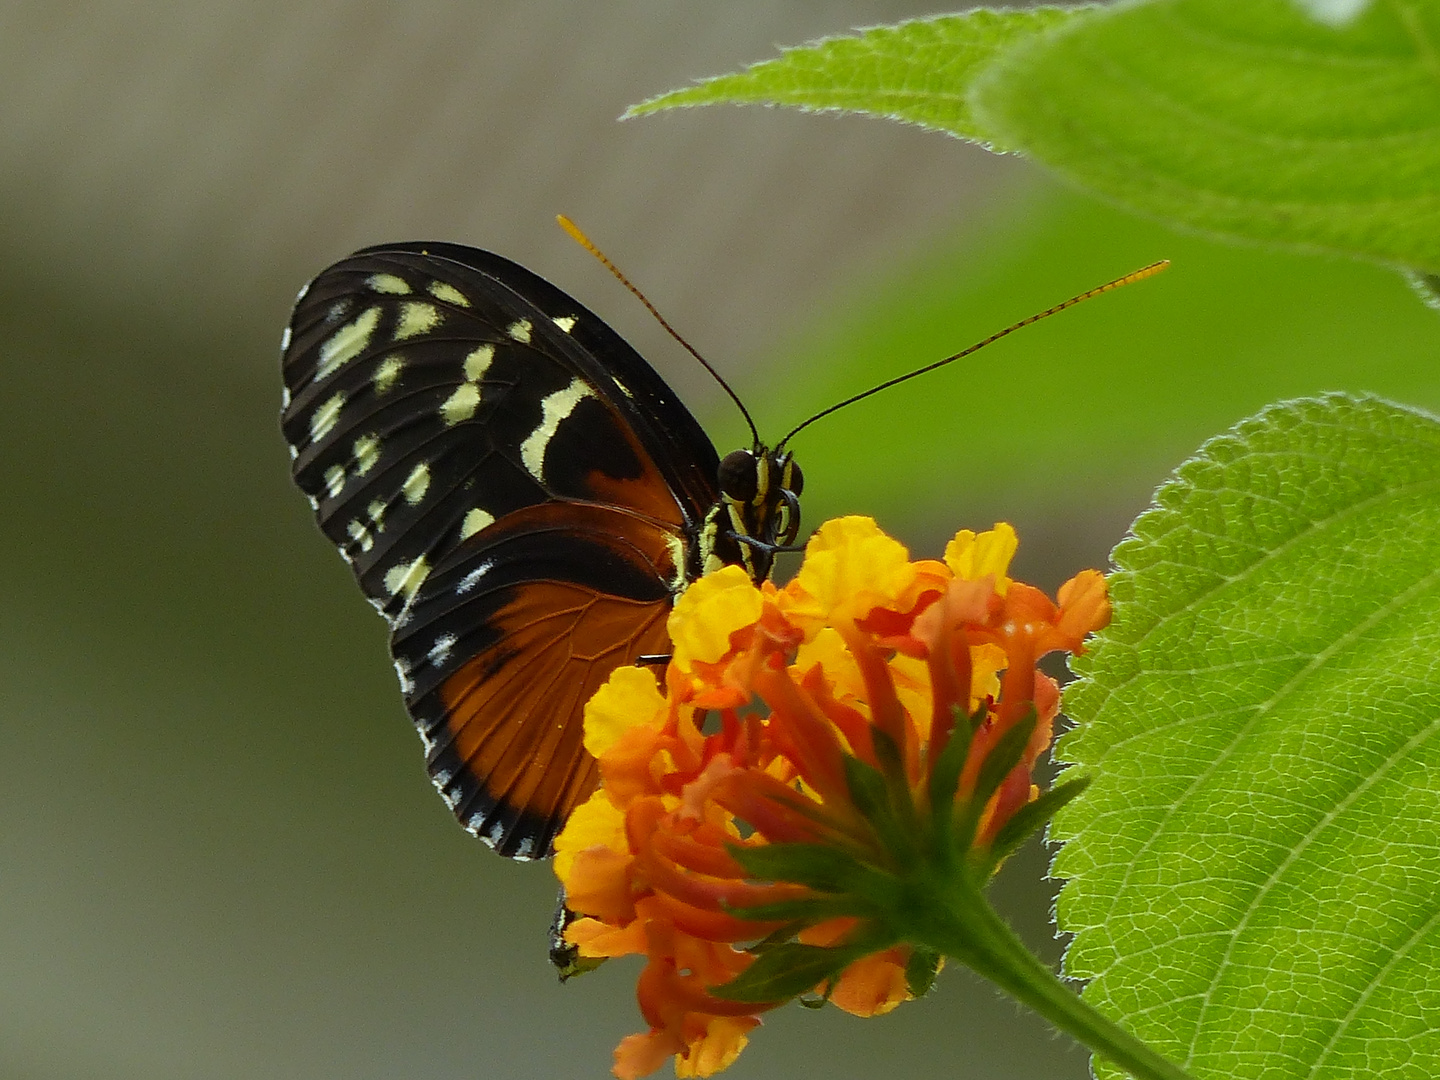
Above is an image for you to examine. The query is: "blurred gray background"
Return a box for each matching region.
[11,2,1435,1079]
[1,3,1089,1079]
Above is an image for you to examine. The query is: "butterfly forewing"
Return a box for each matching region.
[280,242,722,857]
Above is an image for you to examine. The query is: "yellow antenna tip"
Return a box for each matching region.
[556,214,593,251]
[1128,259,1170,283]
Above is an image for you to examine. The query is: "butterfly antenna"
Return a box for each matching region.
[557,215,761,448]
[777,260,1170,450]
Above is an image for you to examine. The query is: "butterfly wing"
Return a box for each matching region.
[281,242,721,857]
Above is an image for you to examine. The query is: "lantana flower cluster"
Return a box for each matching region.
[553,517,1110,1079]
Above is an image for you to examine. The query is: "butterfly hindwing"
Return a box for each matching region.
[394,502,676,857]
[280,242,722,857]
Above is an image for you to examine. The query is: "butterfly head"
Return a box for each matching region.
[698,446,804,584]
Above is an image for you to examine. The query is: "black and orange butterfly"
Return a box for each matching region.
[280,240,802,860]
[281,235,1165,864]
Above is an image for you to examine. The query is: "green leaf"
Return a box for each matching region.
[972,0,1440,273]
[727,841,888,896]
[963,709,1037,818]
[720,896,877,924]
[954,709,1037,851]
[1056,395,1440,1079]
[1293,0,1374,25]
[1405,269,1440,310]
[985,774,1092,869]
[1294,0,1374,25]
[712,942,868,1004]
[735,184,1440,537]
[841,753,890,821]
[904,946,943,998]
[926,705,975,828]
[626,7,1086,146]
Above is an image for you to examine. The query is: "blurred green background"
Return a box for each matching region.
[3,3,1437,1080]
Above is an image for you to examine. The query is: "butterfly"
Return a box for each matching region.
[280,241,803,860]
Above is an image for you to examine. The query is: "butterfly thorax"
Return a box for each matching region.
[693,446,803,585]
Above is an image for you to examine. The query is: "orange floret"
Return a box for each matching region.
[554,518,1109,1077]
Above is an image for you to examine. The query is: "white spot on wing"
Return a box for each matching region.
[384,555,431,599]
[367,499,387,530]
[520,378,595,481]
[367,273,410,295]
[310,392,344,442]
[460,507,494,540]
[440,383,481,425]
[463,344,495,382]
[353,434,380,475]
[506,318,532,343]
[394,301,441,340]
[346,519,374,552]
[323,464,346,499]
[456,559,494,595]
[427,633,457,667]
[553,315,577,333]
[427,280,469,306]
[280,326,292,353]
[373,356,403,394]
[393,657,415,695]
[316,306,380,379]
[402,463,431,505]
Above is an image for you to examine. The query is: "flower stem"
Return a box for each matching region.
[912,880,1198,1080]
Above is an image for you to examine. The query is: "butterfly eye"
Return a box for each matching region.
[718,449,759,502]
[784,460,804,497]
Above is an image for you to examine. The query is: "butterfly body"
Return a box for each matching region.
[281,242,801,859]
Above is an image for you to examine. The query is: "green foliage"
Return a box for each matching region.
[974,0,1440,273]
[728,841,888,898]
[1408,269,1440,309]
[626,7,1082,145]
[635,3,1440,1074]
[733,185,1440,535]
[985,775,1090,868]
[1057,395,1440,1079]
[637,0,1440,278]
[1293,0,1374,24]
[713,941,875,1003]
[904,946,943,998]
